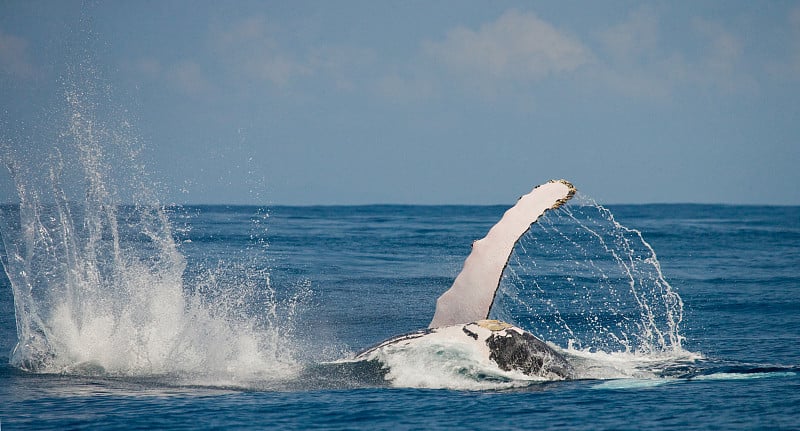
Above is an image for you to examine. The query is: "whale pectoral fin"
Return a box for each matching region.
[429,180,576,329]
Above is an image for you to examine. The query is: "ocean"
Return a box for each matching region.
[2,5,799,429]
[1,195,798,429]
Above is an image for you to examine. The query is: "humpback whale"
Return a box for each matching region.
[357,179,577,380]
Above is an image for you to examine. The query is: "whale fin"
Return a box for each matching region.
[429,179,576,328]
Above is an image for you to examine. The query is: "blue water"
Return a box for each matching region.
[1,201,798,429]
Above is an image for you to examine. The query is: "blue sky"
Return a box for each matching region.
[1,1,799,205]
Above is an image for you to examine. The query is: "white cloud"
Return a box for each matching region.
[424,10,590,83]
[598,7,658,64]
[208,15,382,93]
[790,6,800,76]
[592,8,675,98]
[248,54,311,87]
[763,6,800,81]
[691,18,756,93]
[119,57,215,98]
[122,15,380,99]
[374,73,436,103]
[593,8,757,99]
[594,8,690,99]
[166,60,212,96]
[307,45,377,92]
[133,57,162,78]
[216,16,271,49]
[211,16,310,87]
[0,29,35,78]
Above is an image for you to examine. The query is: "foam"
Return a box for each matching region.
[361,338,549,390]
[691,371,798,381]
[563,345,702,380]
[591,378,676,390]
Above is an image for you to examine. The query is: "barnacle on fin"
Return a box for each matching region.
[476,319,513,331]
[549,179,576,210]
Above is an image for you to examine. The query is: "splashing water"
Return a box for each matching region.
[0,64,307,384]
[491,194,690,366]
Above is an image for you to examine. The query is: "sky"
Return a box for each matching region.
[1,1,799,205]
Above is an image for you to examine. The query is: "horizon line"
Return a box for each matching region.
[2,201,798,208]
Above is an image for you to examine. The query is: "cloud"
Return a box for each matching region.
[762,6,800,81]
[0,29,35,78]
[134,57,162,78]
[166,60,213,96]
[122,15,380,101]
[594,8,686,98]
[374,73,436,103]
[793,6,800,27]
[790,6,800,76]
[423,10,590,84]
[121,57,212,97]
[598,7,658,64]
[593,8,757,99]
[248,54,311,87]
[691,18,757,93]
[211,16,310,87]
[307,45,377,92]
[208,15,382,94]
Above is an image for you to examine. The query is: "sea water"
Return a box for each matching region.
[0,185,800,429]
[1,47,798,431]
[1,198,798,429]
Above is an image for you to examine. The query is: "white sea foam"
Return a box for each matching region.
[354,337,702,390]
[591,378,676,390]
[361,338,548,390]
[691,372,798,381]
[563,345,701,381]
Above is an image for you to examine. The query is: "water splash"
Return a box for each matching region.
[0,62,306,383]
[337,193,697,390]
[491,194,687,358]
[362,340,548,390]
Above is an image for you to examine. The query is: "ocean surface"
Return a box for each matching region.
[0,199,798,430]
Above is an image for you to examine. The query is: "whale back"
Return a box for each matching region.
[429,180,575,329]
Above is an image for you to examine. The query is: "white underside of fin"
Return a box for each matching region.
[429,179,575,329]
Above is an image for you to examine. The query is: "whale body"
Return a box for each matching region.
[357,319,574,380]
[361,180,577,380]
